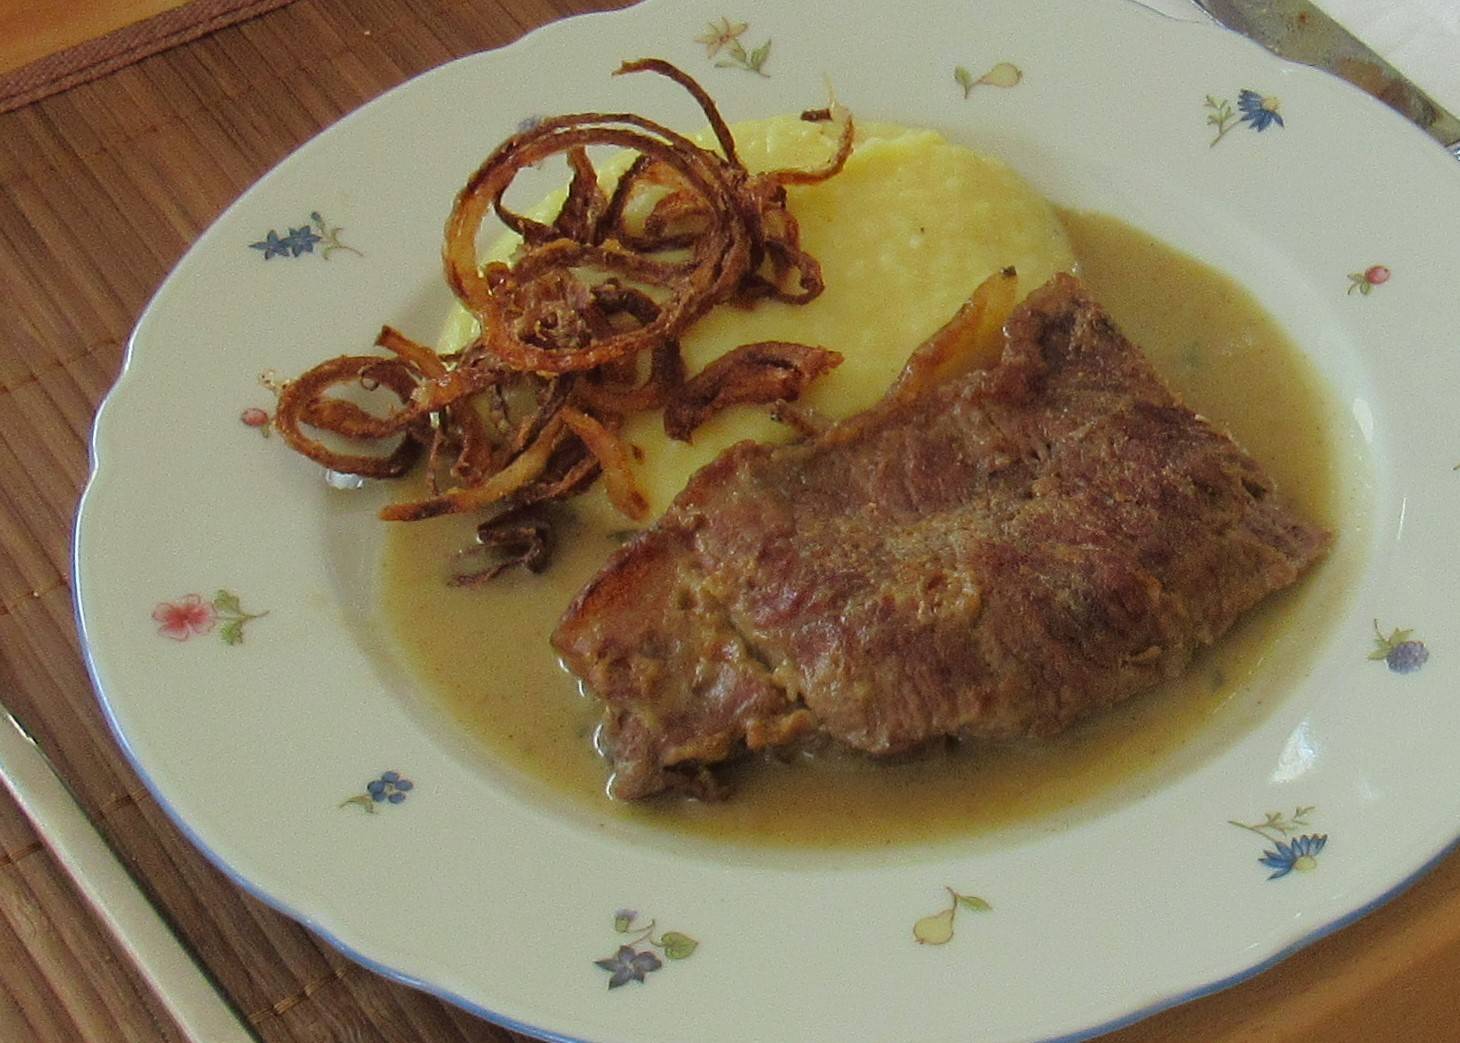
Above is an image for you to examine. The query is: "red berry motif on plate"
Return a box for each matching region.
[241,406,271,437]
[1347,265,1390,295]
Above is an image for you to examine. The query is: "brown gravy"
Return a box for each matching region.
[378,211,1361,849]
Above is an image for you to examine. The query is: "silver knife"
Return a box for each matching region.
[1194,0,1460,157]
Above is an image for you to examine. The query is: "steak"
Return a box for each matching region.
[552,273,1331,799]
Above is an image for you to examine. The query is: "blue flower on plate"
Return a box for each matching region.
[341,770,414,813]
[249,229,292,259]
[1237,89,1284,132]
[367,770,414,804]
[250,225,323,258]
[249,214,359,260]
[594,944,662,989]
[286,225,323,256]
[594,909,697,988]
[1259,833,1327,879]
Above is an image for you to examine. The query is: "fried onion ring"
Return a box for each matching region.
[663,341,843,442]
[275,356,422,477]
[442,60,852,375]
[274,60,851,580]
[559,407,650,522]
[379,415,568,522]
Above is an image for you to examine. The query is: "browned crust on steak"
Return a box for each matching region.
[553,274,1331,798]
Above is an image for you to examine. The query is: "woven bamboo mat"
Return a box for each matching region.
[0,0,302,112]
[2,0,1460,1039]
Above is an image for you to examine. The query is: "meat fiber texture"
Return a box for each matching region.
[552,274,1331,799]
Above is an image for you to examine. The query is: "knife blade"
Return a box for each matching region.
[1194,0,1460,155]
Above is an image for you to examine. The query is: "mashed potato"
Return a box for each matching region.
[442,116,1074,524]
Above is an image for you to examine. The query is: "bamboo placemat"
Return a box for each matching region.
[0,0,1457,1039]
[0,0,301,112]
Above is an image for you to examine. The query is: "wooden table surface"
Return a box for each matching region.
[2,1,1459,1040]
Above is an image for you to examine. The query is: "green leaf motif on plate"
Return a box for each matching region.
[955,62,1022,98]
[212,589,268,645]
[914,887,991,945]
[659,931,698,960]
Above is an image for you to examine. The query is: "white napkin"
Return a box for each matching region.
[1140,0,1460,121]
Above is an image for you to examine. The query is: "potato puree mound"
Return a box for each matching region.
[441,116,1074,524]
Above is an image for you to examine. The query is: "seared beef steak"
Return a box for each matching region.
[553,274,1330,798]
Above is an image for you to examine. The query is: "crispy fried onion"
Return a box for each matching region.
[274,355,424,478]
[450,507,554,587]
[272,60,851,580]
[444,56,852,374]
[663,342,843,442]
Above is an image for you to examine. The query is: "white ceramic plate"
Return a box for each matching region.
[75,0,1460,1039]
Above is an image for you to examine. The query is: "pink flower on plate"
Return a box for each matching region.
[152,595,217,641]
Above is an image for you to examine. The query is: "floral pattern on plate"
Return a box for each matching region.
[240,407,272,436]
[913,888,991,945]
[954,62,1022,98]
[594,909,697,988]
[1204,89,1284,146]
[152,591,267,645]
[1370,621,1429,673]
[340,771,415,813]
[250,211,361,260]
[695,17,771,75]
[1347,265,1391,295]
[1230,807,1328,879]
